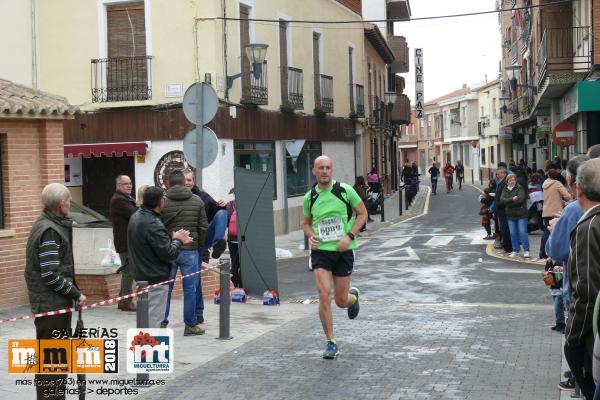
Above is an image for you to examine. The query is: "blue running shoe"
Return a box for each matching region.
[347,287,360,319]
[322,340,339,359]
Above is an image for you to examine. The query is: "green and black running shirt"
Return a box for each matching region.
[303,180,362,251]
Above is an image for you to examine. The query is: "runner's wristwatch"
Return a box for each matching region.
[347,232,355,240]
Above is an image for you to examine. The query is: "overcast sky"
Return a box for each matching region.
[396,0,502,103]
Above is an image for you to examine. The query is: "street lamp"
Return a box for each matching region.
[504,63,537,94]
[226,43,269,89]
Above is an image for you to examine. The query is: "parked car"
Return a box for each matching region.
[70,202,112,228]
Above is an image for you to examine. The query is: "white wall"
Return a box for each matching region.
[134,139,235,202]
[322,141,355,185]
[0,0,35,86]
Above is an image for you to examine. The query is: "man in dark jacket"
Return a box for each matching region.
[563,158,600,399]
[25,183,87,400]
[160,170,208,335]
[109,175,137,311]
[128,186,192,328]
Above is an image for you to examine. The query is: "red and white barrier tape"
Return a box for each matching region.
[0,262,223,324]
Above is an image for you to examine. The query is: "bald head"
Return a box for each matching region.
[313,155,332,168]
[312,155,333,188]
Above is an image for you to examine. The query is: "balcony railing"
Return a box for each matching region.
[368,95,385,125]
[91,56,152,103]
[281,67,303,111]
[315,74,333,114]
[510,42,518,65]
[537,26,591,86]
[355,84,365,118]
[241,61,268,106]
[510,98,519,122]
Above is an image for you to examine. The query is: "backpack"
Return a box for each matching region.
[228,206,237,237]
[309,181,353,221]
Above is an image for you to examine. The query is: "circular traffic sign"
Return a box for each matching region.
[552,121,577,148]
[183,127,218,168]
[182,82,219,125]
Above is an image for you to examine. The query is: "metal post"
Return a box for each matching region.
[399,186,403,216]
[480,168,483,186]
[405,185,409,210]
[471,169,474,185]
[195,84,204,189]
[217,260,232,340]
[380,195,385,222]
[135,281,149,386]
[304,234,309,250]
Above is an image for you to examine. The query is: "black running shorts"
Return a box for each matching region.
[309,249,355,277]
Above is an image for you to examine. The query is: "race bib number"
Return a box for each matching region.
[318,217,344,242]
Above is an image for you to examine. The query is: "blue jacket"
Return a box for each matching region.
[546,200,582,264]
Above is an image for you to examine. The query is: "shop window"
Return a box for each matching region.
[286,142,322,197]
[234,141,277,199]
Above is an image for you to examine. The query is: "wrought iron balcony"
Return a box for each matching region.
[537,26,591,87]
[91,56,152,103]
[281,67,303,111]
[314,74,333,115]
[241,61,268,106]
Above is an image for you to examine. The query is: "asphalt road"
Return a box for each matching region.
[141,184,563,400]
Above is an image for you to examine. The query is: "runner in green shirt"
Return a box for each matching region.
[302,155,368,359]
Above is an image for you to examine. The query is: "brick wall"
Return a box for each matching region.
[0,118,66,309]
[76,268,225,303]
[595,0,600,65]
[336,0,361,15]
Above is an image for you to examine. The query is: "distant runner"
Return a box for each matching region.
[443,161,455,193]
[455,160,465,190]
[428,162,440,195]
[303,155,368,359]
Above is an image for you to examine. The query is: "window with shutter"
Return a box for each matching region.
[105,2,149,101]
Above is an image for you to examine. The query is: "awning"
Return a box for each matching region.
[398,144,417,149]
[64,142,147,158]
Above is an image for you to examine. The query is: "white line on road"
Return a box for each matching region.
[424,236,454,247]
[485,268,541,274]
[379,237,411,248]
[373,246,420,261]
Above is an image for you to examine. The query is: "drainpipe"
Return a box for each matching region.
[31,0,38,88]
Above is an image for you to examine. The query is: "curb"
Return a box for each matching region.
[485,243,546,266]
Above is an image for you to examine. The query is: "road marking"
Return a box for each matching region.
[379,237,411,248]
[373,246,420,261]
[485,268,541,274]
[425,236,454,246]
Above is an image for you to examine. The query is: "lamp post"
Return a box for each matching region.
[384,91,397,192]
[504,63,537,94]
[226,43,269,93]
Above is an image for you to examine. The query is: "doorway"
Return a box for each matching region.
[82,155,135,217]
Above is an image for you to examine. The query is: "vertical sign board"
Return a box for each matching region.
[415,48,424,119]
[234,167,278,297]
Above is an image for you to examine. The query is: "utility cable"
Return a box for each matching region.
[194,0,574,25]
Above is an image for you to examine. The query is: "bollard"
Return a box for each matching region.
[399,186,403,216]
[405,186,409,210]
[471,169,474,185]
[380,194,385,222]
[135,281,149,386]
[304,234,309,251]
[217,259,232,340]
[480,168,483,186]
